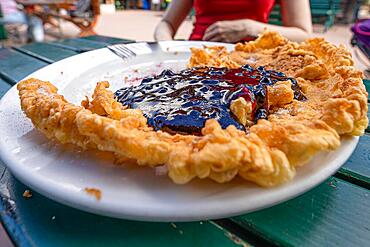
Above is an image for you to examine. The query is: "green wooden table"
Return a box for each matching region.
[0,36,370,247]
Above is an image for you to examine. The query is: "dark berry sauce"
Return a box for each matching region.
[114,65,305,135]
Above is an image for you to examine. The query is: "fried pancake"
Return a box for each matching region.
[17,31,367,186]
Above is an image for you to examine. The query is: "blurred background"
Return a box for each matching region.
[1,0,370,73]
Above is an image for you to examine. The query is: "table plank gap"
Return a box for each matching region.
[0,72,18,86]
[334,171,370,189]
[0,78,12,97]
[212,219,279,247]
[44,42,91,53]
[11,47,54,64]
[334,135,370,188]
[231,177,370,247]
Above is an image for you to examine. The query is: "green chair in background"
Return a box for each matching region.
[0,6,8,40]
[268,0,344,32]
[268,4,282,26]
[310,0,342,31]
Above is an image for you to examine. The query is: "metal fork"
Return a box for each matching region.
[108,42,161,60]
[108,44,137,60]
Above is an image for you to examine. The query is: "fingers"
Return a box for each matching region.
[204,22,219,34]
[208,35,225,42]
[203,22,223,41]
[203,29,222,41]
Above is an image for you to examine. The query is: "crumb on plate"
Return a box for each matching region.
[23,189,32,199]
[84,187,102,201]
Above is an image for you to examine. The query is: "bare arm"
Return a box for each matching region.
[273,0,312,40]
[154,0,193,41]
[204,0,312,43]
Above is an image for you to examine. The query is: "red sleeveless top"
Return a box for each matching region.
[189,0,275,40]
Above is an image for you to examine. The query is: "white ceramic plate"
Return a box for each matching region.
[0,41,358,222]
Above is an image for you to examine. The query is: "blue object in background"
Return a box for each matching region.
[142,0,150,9]
[351,19,370,60]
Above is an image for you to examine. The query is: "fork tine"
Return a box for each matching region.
[108,47,128,60]
[108,46,126,59]
[117,45,136,55]
[123,46,136,56]
[108,44,137,60]
[115,46,132,58]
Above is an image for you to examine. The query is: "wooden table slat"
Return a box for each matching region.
[13,43,78,63]
[81,35,134,45]
[0,162,33,247]
[336,134,370,188]
[0,78,11,98]
[0,168,244,247]
[332,83,370,187]
[364,79,370,102]
[0,48,47,84]
[232,177,370,247]
[48,39,105,52]
[49,38,111,52]
[367,103,370,133]
[48,36,134,53]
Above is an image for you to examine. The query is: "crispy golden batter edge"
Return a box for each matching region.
[190,31,368,135]
[17,31,365,187]
[188,30,367,166]
[17,78,296,187]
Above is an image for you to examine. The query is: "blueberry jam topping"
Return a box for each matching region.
[114,65,305,135]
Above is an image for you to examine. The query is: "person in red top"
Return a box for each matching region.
[154,0,312,42]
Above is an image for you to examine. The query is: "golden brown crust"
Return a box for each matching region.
[81,81,148,129]
[189,31,368,138]
[17,78,93,148]
[81,81,127,120]
[18,79,295,187]
[17,31,367,187]
[267,81,294,107]
[230,98,253,127]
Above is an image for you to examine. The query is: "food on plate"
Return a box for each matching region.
[114,66,305,134]
[22,190,32,199]
[84,188,102,201]
[17,31,368,187]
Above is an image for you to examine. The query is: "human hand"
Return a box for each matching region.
[203,19,255,42]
